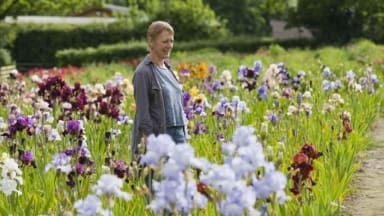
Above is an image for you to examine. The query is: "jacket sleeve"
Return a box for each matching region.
[133,70,153,136]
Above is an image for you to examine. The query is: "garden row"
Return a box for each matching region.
[0,40,383,215]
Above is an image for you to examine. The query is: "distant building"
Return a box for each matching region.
[4,4,129,25]
[270,19,313,40]
[75,4,130,17]
[4,16,117,25]
[75,7,113,17]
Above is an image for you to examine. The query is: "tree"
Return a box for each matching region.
[104,0,127,6]
[0,0,103,19]
[127,0,227,41]
[127,0,162,18]
[155,0,228,41]
[287,0,384,43]
[203,0,285,36]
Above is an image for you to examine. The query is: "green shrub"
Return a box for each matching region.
[346,38,383,64]
[364,13,384,43]
[154,0,228,41]
[0,23,18,49]
[268,44,286,57]
[0,48,12,67]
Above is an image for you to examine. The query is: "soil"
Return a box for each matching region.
[342,118,384,216]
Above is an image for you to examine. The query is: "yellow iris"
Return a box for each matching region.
[189,86,199,98]
[191,62,208,79]
[193,93,206,104]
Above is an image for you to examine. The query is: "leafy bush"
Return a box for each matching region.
[154,0,228,41]
[0,23,17,49]
[0,48,12,66]
[287,0,384,44]
[364,13,384,43]
[346,39,383,64]
[268,44,287,57]
[204,0,273,36]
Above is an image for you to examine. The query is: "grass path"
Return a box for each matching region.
[343,117,384,215]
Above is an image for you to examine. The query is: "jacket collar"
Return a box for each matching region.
[144,55,172,69]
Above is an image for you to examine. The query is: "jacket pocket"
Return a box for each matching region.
[151,86,161,97]
[150,85,161,101]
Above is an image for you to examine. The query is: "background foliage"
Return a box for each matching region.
[203,0,281,36]
[287,0,384,43]
[1,0,384,70]
[0,0,103,19]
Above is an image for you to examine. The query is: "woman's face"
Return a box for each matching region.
[150,30,174,60]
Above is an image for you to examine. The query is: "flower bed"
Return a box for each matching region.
[0,40,383,215]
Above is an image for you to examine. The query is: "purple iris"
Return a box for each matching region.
[211,80,222,91]
[245,69,257,78]
[282,88,293,99]
[209,65,217,74]
[253,60,262,73]
[193,122,208,135]
[23,151,34,162]
[183,93,191,107]
[16,115,33,128]
[217,133,225,141]
[181,68,190,76]
[238,65,247,81]
[113,160,128,179]
[193,104,204,114]
[79,147,89,157]
[76,163,85,175]
[297,92,303,105]
[66,120,82,135]
[63,148,76,156]
[8,115,33,136]
[269,114,278,125]
[322,67,332,77]
[257,84,268,100]
[370,74,378,84]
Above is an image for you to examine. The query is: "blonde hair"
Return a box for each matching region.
[147,21,174,42]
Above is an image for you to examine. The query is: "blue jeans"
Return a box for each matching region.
[166,126,186,144]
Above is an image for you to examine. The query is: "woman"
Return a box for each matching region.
[131,21,186,161]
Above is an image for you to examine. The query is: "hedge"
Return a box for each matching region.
[9,21,147,71]
[56,41,148,67]
[56,36,318,67]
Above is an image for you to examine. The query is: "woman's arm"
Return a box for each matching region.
[133,70,153,136]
